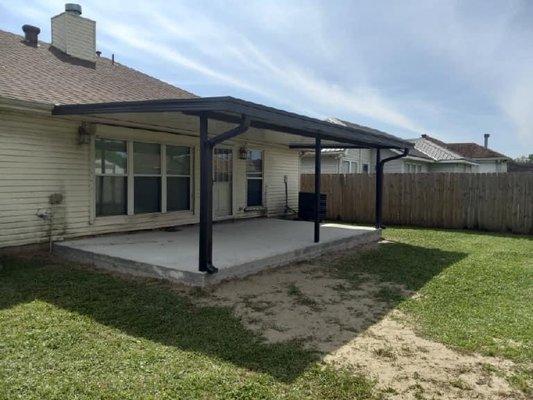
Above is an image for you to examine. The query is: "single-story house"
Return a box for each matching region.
[0,4,412,283]
[300,148,373,174]
[432,135,510,173]
[302,119,510,174]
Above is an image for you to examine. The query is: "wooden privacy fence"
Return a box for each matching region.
[301,173,533,234]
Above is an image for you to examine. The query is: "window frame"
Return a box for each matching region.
[133,141,162,214]
[92,135,194,221]
[94,137,128,217]
[246,149,264,208]
[342,160,358,174]
[165,144,193,212]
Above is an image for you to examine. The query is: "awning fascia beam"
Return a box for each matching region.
[52,97,412,149]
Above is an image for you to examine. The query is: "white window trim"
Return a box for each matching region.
[165,144,194,214]
[246,149,264,208]
[93,136,194,220]
[133,141,163,214]
[94,137,129,219]
[341,160,358,174]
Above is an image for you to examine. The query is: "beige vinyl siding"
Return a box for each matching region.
[0,110,301,248]
[342,149,373,173]
[0,111,90,247]
[300,156,340,174]
[265,148,300,216]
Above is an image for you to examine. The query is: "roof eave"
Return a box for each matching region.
[0,96,54,114]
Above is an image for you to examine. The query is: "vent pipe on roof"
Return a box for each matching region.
[484,133,490,148]
[22,24,40,47]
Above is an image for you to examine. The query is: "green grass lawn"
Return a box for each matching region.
[0,227,531,398]
[335,227,533,393]
[0,256,376,400]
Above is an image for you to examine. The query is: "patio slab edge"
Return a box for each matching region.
[54,229,381,286]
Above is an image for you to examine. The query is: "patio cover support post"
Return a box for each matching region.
[375,148,409,229]
[375,149,383,229]
[314,136,321,243]
[199,114,217,274]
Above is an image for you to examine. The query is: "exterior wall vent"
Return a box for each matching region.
[51,3,96,62]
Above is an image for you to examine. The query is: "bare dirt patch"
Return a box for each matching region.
[198,262,525,399]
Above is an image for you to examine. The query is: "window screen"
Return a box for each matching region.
[246,150,263,207]
[95,138,127,216]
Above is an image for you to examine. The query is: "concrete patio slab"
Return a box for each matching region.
[55,219,380,286]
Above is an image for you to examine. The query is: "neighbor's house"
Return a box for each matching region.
[300,148,374,174]
[0,4,410,252]
[302,119,509,174]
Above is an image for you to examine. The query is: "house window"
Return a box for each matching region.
[406,163,422,173]
[362,164,369,173]
[246,150,263,206]
[166,145,191,211]
[341,160,350,173]
[133,142,161,214]
[341,161,358,173]
[94,138,127,216]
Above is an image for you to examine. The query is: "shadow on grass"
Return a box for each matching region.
[0,240,466,382]
[333,240,468,300]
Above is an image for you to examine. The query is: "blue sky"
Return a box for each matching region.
[1,0,532,157]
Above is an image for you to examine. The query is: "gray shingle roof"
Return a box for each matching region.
[0,29,196,105]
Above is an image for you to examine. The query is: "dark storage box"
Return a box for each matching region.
[298,192,326,221]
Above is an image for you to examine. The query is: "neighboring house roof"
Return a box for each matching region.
[445,143,509,160]
[392,143,432,161]
[327,117,411,147]
[300,148,345,157]
[0,29,196,105]
[413,135,468,162]
[421,134,509,161]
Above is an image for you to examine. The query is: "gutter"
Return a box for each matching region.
[0,96,54,114]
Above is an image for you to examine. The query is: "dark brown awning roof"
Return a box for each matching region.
[52,96,413,149]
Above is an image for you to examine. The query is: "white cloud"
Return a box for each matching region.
[3,0,532,155]
[89,0,423,133]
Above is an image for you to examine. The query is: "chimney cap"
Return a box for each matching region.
[22,24,40,46]
[22,24,41,35]
[65,3,82,15]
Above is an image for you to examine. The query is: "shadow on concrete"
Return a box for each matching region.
[0,241,466,383]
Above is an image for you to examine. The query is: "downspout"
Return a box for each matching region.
[375,148,409,229]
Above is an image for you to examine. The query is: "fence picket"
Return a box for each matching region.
[301,173,533,234]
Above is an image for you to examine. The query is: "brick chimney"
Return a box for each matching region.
[51,3,96,62]
[484,133,490,148]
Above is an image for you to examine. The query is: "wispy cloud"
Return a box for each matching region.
[1,0,532,155]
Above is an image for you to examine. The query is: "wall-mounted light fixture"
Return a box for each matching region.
[78,122,95,144]
[239,145,248,160]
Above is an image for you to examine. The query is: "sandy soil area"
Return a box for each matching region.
[197,262,525,400]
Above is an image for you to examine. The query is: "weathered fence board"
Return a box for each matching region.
[301,173,533,234]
